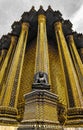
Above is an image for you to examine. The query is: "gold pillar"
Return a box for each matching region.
[68,35,83,96]
[0,22,29,109]
[0,49,7,68]
[35,14,50,84]
[79,48,83,62]
[0,36,17,104]
[54,21,83,108]
[0,36,17,87]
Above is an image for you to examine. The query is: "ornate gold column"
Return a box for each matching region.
[0,22,29,124]
[79,48,83,62]
[32,14,50,90]
[68,35,83,95]
[54,21,83,126]
[54,21,82,107]
[0,49,7,68]
[0,36,17,94]
[0,35,10,68]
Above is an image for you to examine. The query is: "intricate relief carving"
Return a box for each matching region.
[34,72,48,84]
[32,72,50,90]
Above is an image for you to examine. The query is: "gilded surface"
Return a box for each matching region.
[35,15,50,83]
[0,22,29,126]
[48,41,67,106]
[0,12,83,128]
[79,48,83,62]
[68,35,83,96]
[17,39,67,119]
[0,36,17,97]
[54,22,82,108]
[0,22,29,107]
[0,50,7,68]
[18,39,36,104]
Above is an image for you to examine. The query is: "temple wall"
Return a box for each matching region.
[18,39,67,106]
[18,39,36,103]
[17,39,67,119]
[48,41,67,106]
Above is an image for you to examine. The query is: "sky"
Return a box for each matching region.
[0,0,83,37]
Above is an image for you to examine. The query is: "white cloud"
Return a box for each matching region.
[71,4,83,33]
[0,0,83,36]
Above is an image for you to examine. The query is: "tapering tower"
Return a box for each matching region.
[0,6,83,130]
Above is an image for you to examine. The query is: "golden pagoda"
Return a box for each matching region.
[0,6,83,130]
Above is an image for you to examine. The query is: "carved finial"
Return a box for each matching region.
[49,5,54,12]
[38,5,45,15]
[48,5,51,9]
[29,6,35,12]
[40,5,43,9]
[31,6,35,10]
[46,5,54,13]
[29,6,36,17]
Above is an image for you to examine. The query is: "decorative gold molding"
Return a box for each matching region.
[0,36,17,85]
[68,35,83,104]
[54,21,82,108]
[38,14,46,23]
[0,22,29,108]
[35,14,51,84]
[0,49,7,68]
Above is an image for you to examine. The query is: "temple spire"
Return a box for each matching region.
[32,14,50,90]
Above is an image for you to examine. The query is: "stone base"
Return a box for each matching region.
[65,108,83,127]
[18,90,63,130]
[32,83,50,90]
[0,118,18,126]
[18,120,62,130]
[0,106,18,125]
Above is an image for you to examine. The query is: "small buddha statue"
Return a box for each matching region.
[34,72,48,84]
